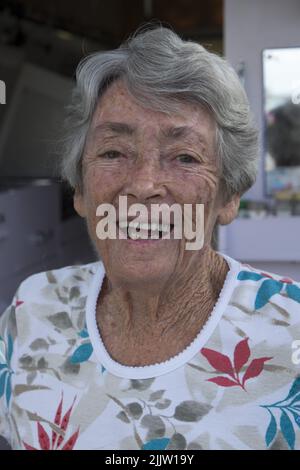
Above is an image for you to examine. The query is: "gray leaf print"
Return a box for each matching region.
[46,271,57,284]
[69,286,80,300]
[130,378,155,391]
[76,311,86,330]
[61,358,80,375]
[155,399,171,410]
[116,411,130,424]
[141,415,166,440]
[15,384,51,396]
[166,433,187,450]
[269,431,290,450]
[126,402,143,419]
[27,371,37,385]
[54,288,68,304]
[20,355,34,368]
[174,401,211,422]
[37,357,48,370]
[77,296,87,309]
[7,305,17,339]
[30,339,49,351]
[149,390,165,401]
[187,442,203,450]
[47,312,73,330]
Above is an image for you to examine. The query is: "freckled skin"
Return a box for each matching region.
[74,79,240,366]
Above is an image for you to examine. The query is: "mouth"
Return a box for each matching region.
[117,220,175,241]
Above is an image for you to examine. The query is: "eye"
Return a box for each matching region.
[99,151,123,160]
[176,154,199,164]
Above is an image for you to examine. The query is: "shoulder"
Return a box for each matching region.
[15,260,102,303]
[233,260,300,316]
[0,260,104,373]
[1,260,104,347]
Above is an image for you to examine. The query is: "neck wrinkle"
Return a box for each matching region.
[96,249,229,347]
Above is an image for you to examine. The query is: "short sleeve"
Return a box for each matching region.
[0,296,18,446]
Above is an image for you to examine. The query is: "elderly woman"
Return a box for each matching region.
[1,26,300,451]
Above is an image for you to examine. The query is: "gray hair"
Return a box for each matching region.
[60,25,258,200]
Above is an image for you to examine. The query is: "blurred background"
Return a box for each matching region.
[0,0,300,316]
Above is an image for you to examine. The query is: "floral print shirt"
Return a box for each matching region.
[0,253,300,450]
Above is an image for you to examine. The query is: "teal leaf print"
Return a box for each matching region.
[78,328,89,339]
[290,393,300,407]
[0,335,14,406]
[286,284,300,303]
[7,335,13,362]
[255,279,283,309]
[69,324,93,365]
[289,410,300,429]
[265,412,277,446]
[0,370,8,396]
[237,271,263,281]
[70,342,93,364]
[280,411,295,450]
[262,377,300,449]
[285,376,300,401]
[5,374,12,405]
[142,438,170,450]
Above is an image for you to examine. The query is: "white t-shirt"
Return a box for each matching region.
[0,253,300,450]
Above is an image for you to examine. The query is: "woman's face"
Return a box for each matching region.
[75,79,239,289]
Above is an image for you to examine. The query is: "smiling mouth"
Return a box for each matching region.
[118,221,175,240]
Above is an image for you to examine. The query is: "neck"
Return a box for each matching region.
[96,248,229,366]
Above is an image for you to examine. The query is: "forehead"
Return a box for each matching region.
[89,80,216,146]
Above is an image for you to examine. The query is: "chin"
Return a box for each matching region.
[112,263,174,290]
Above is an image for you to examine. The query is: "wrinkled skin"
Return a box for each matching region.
[74,79,240,366]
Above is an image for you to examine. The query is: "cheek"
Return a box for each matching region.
[173,169,219,206]
[83,164,125,208]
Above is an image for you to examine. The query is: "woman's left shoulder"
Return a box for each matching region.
[236,262,300,313]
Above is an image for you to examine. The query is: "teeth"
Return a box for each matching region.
[119,221,172,232]
[128,229,140,240]
[118,220,174,240]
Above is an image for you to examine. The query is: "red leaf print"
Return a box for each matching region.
[23,441,38,450]
[57,396,76,448]
[37,423,50,450]
[16,300,24,307]
[201,348,235,378]
[234,337,250,373]
[260,272,273,279]
[207,377,238,387]
[61,428,80,450]
[280,277,293,284]
[242,357,273,386]
[52,393,64,449]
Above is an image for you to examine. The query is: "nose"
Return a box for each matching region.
[123,157,167,202]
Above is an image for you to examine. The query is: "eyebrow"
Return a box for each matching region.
[160,125,208,145]
[92,122,135,136]
[91,121,208,146]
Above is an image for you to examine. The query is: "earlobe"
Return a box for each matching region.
[73,188,86,218]
[217,194,240,226]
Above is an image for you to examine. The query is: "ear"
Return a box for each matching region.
[217,194,240,226]
[73,186,86,218]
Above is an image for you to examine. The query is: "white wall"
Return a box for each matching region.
[222,0,300,279]
[224,0,300,201]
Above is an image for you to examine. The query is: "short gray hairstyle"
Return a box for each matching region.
[60,25,258,200]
